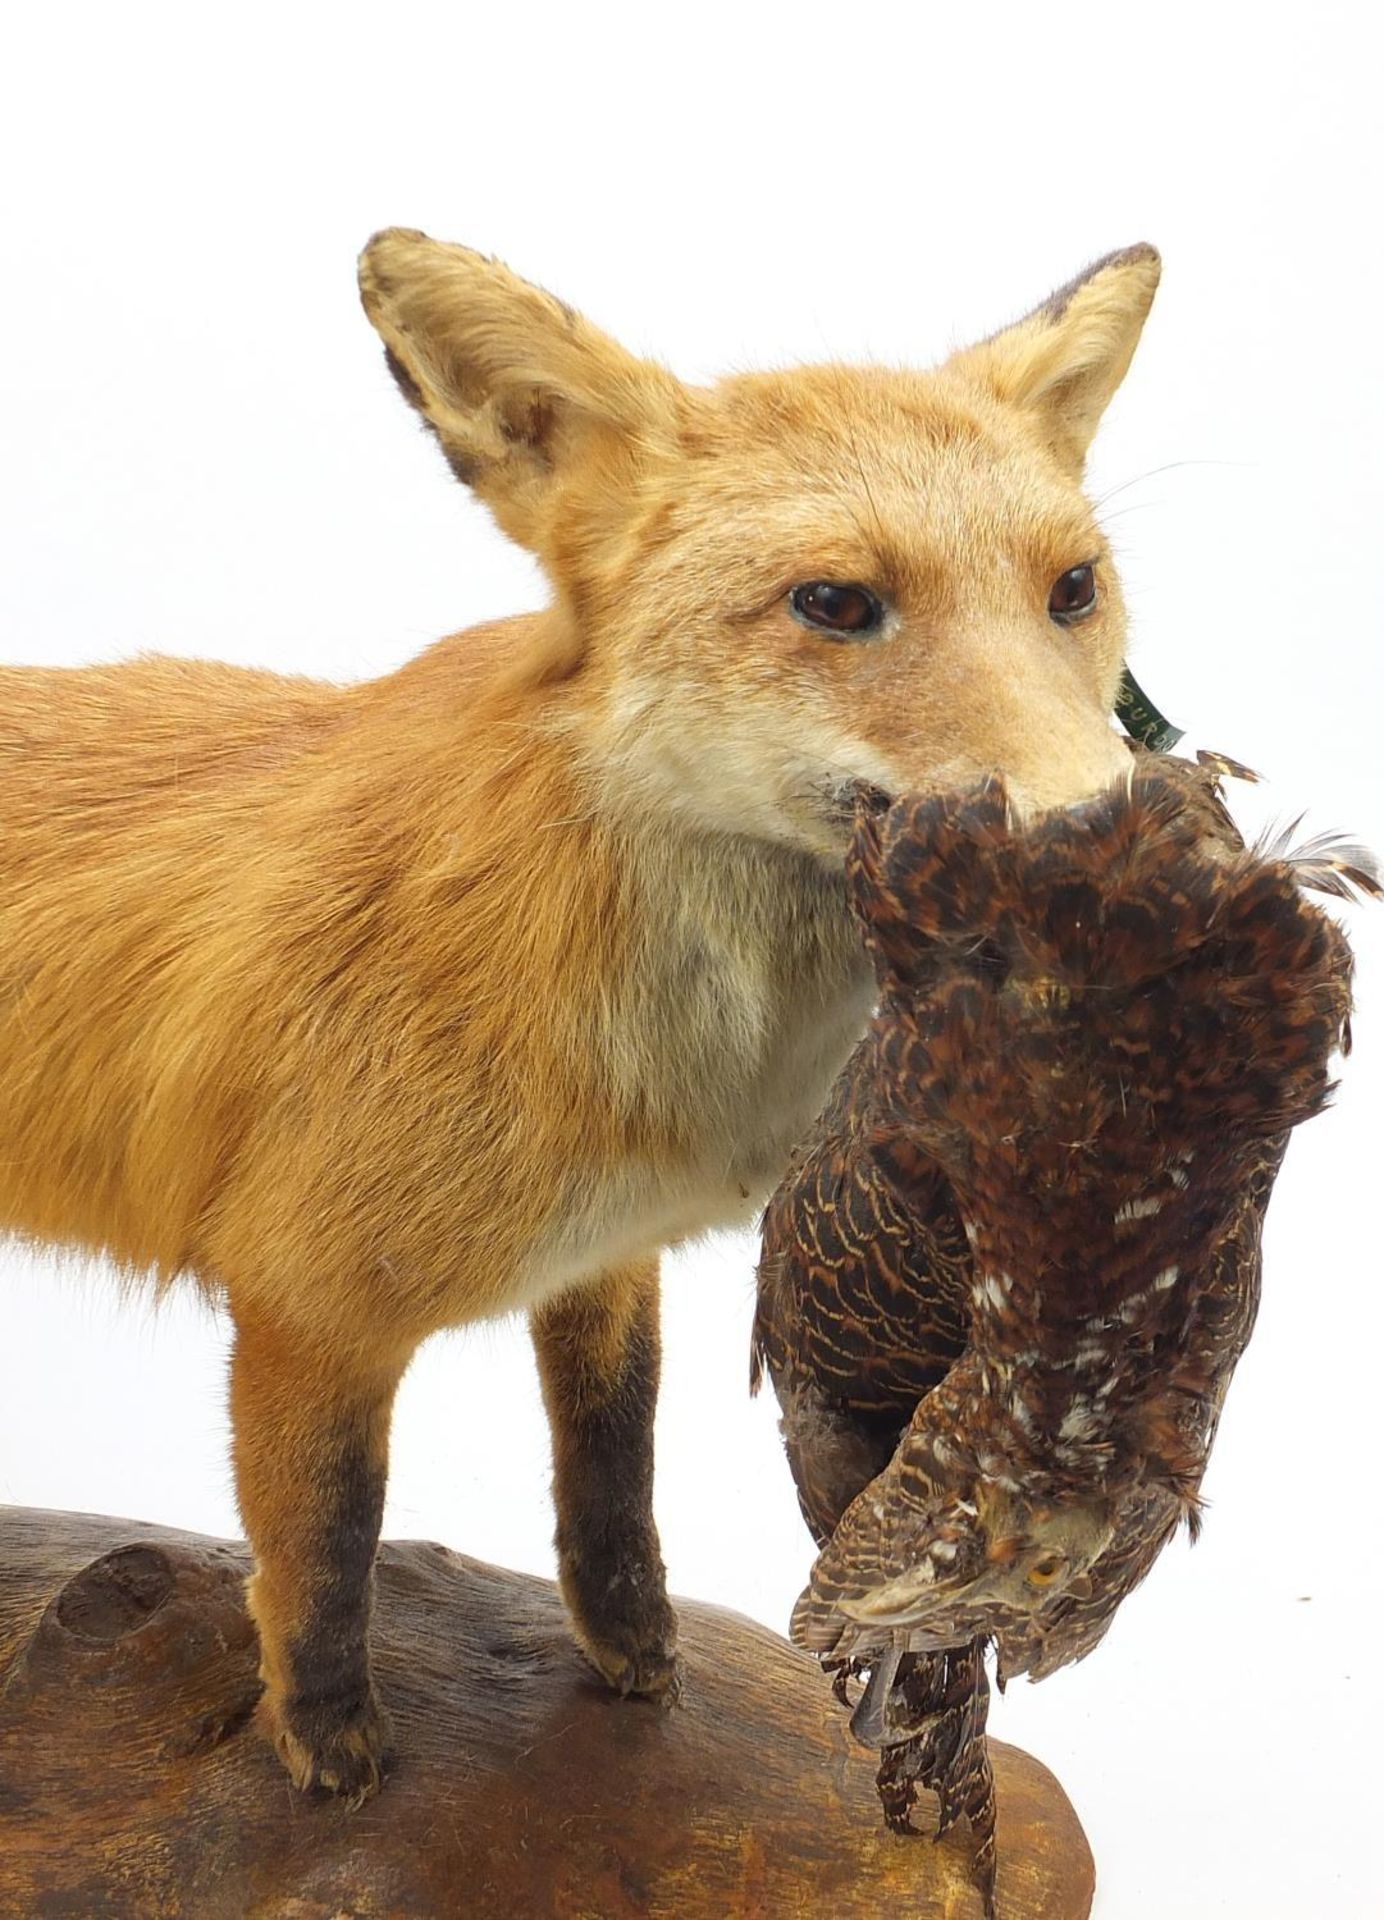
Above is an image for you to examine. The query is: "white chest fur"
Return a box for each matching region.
[525,828,875,1298]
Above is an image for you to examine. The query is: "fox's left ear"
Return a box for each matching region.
[945,244,1161,473]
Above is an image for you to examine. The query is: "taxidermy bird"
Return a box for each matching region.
[753,752,1372,1913]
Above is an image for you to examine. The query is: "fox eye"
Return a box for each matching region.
[1049,564,1098,624]
[790,581,885,637]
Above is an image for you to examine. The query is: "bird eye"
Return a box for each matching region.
[790,581,885,637]
[1026,1554,1065,1588]
[1048,564,1098,624]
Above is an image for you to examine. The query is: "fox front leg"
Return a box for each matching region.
[531,1257,679,1702]
[229,1314,409,1801]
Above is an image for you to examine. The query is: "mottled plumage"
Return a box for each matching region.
[753,753,1368,1913]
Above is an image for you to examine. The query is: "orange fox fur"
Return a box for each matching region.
[0,231,1160,1796]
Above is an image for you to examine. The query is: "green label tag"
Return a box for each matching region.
[1115,668,1184,753]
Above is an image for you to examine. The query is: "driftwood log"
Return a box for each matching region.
[0,1509,1093,1918]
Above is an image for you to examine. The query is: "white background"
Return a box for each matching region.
[2,6,1381,1916]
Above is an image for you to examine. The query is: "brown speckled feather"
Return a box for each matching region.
[753,1046,970,1543]
[754,752,1367,1915]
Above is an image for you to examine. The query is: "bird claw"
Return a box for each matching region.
[844,1646,904,1748]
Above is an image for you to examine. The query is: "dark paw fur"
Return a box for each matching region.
[563,1557,681,1705]
[261,1689,393,1806]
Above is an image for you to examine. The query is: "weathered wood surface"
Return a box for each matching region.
[0,1508,1093,1918]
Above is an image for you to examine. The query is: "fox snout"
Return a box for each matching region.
[882,716,1134,825]
[1017,738,1137,821]
[841,726,1133,843]
[975,717,1135,823]
[848,630,1136,834]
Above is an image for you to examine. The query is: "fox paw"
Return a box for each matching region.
[260,1689,393,1805]
[578,1624,682,1703]
[558,1536,682,1705]
[566,1577,681,1704]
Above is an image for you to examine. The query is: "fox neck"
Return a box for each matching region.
[384,616,877,1282]
[370,612,876,1076]
[613,813,872,1107]
[539,818,873,1288]
[513,622,878,1133]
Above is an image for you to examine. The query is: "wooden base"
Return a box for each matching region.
[0,1508,1093,1918]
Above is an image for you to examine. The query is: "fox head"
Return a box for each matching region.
[360,231,1159,856]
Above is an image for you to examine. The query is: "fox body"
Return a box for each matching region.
[1,231,1158,1795]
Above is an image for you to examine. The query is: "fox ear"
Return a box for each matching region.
[358,229,682,553]
[946,244,1161,473]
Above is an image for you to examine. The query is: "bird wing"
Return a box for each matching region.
[753,1038,972,1545]
[753,1053,999,1916]
[1000,1129,1289,1682]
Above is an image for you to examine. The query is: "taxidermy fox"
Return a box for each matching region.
[0,231,1160,1798]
